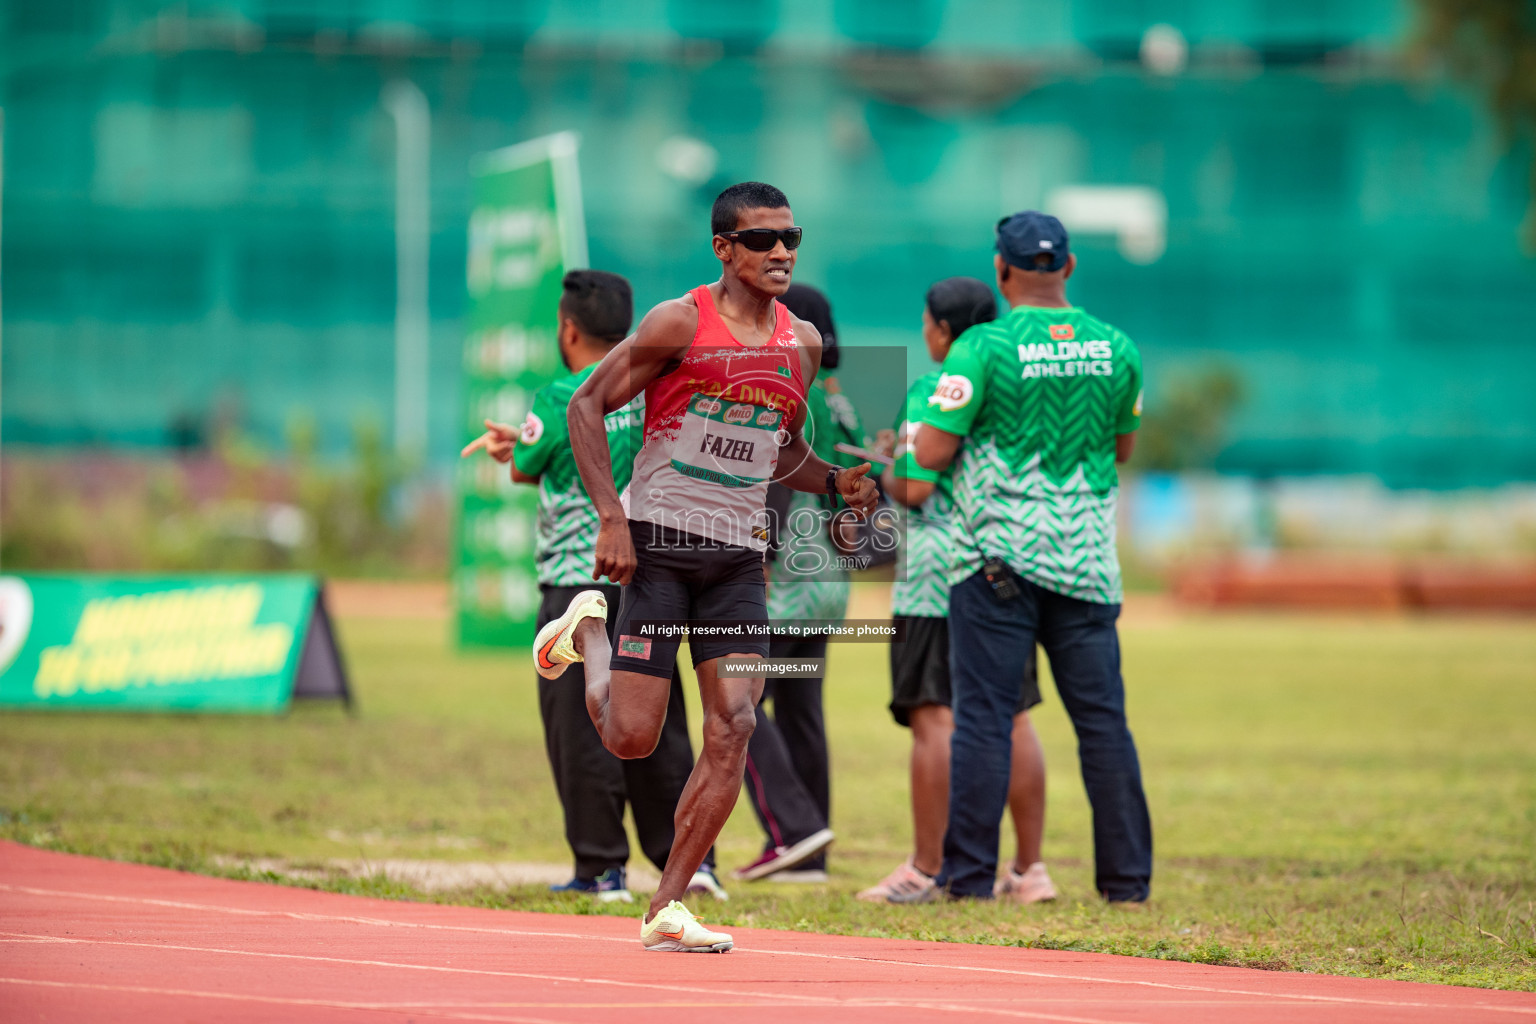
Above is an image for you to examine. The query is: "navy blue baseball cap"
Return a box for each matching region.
[996,211,1070,272]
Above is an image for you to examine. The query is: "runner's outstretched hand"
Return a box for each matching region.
[593,519,638,586]
[835,462,879,520]
[460,418,519,463]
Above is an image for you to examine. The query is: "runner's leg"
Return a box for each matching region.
[646,653,763,921]
[573,618,671,760]
[624,665,705,874]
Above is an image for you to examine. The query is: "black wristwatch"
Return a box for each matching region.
[825,467,839,496]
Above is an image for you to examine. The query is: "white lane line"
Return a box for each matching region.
[4,883,1533,1017]
[1,976,565,1024]
[737,947,1536,1017]
[0,883,634,943]
[0,977,573,1024]
[846,1001,1128,1024]
[0,930,817,1007]
[0,941,1125,1024]
[0,976,1130,1024]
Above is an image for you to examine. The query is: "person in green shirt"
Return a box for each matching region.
[856,277,1055,906]
[915,212,1152,903]
[461,269,725,905]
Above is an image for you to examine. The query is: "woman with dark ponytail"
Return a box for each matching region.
[858,277,1056,905]
[922,277,998,350]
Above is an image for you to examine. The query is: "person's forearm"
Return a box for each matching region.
[881,470,933,509]
[1115,432,1136,465]
[568,391,625,523]
[913,423,962,472]
[773,435,838,494]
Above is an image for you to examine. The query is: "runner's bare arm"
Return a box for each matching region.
[1116,432,1136,464]
[768,315,876,516]
[773,404,878,519]
[568,299,697,585]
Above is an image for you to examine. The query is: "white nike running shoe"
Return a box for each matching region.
[532,590,607,680]
[639,900,733,953]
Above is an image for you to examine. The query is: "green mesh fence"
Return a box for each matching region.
[3,1,1533,488]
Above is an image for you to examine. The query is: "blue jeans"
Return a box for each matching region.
[942,567,1153,901]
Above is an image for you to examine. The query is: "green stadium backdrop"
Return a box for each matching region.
[3,0,1534,488]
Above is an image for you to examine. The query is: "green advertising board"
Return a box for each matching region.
[457,132,588,648]
[0,575,350,714]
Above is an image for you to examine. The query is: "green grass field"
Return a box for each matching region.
[3,589,1533,990]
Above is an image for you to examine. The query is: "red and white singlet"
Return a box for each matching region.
[621,284,808,550]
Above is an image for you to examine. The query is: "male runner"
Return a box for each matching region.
[461,269,726,903]
[538,182,878,952]
[735,283,862,884]
[916,212,1152,903]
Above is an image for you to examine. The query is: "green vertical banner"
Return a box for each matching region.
[457,132,587,648]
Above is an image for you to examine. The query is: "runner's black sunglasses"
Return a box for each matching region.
[716,227,803,251]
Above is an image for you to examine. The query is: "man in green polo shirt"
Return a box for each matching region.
[858,276,1053,907]
[462,269,724,904]
[915,211,1152,903]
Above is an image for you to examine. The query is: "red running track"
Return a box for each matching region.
[2,841,1532,1024]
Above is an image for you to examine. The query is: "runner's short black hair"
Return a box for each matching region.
[925,276,997,340]
[711,182,790,235]
[560,269,633,344]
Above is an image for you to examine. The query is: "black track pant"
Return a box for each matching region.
[741,637,831,870]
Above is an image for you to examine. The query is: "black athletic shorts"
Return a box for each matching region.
[610,520,770,679]
[888,614,1041,727]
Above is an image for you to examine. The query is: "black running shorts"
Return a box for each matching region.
[610,520,770,678]
[888,614,1041,727]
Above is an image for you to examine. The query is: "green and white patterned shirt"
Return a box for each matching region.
[513,362,643,587]
[889,369,956,618]
[921,304,1143,605]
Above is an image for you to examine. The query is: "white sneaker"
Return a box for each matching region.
[639,900,733,952]
[533,590,607,680]
[686,867,729,901]
[995,861,1058,904]
[857,858,938,904]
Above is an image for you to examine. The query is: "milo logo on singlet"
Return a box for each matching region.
[671,393,784,489]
